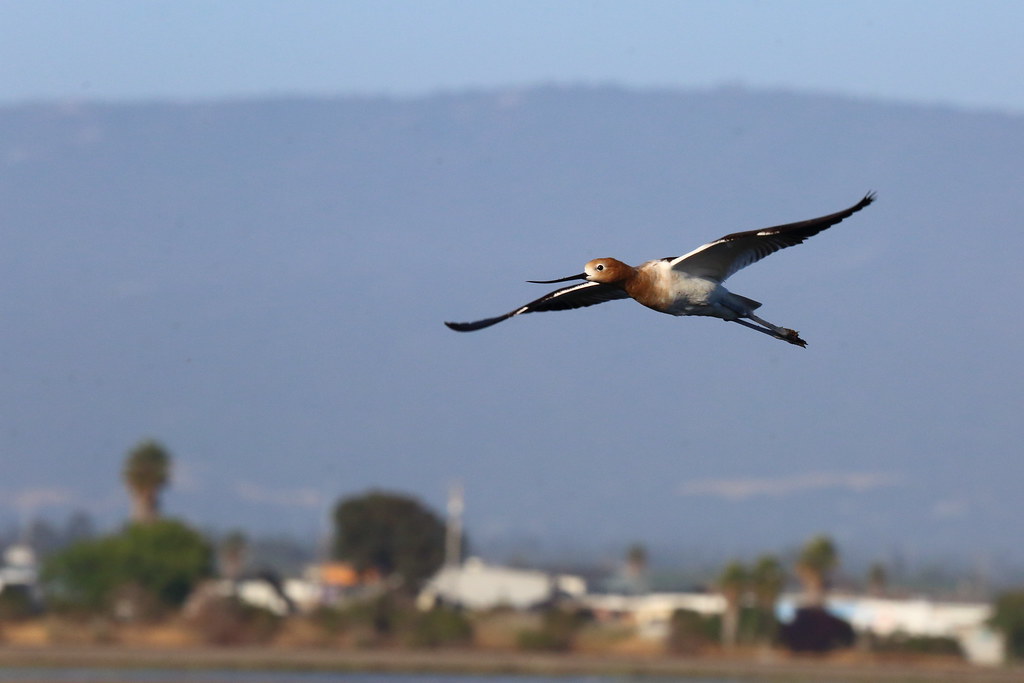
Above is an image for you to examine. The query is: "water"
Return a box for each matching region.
[0,670,741,683]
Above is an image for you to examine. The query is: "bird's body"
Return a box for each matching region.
[619,258,739,316]
[445,193,875,346]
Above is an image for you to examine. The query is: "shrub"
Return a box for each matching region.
[666,608,718,654]
[309,604,351,636]
[779,607,854,652]
[344,593,413,637]
[191,596,281,645]
[313,593,421,647]
[407,605,473,648]
[516,608,587,652]
[0,586,38,621]
[869,632,963,657]
[990,589,1024,660]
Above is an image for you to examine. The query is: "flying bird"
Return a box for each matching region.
[445,193,875,347]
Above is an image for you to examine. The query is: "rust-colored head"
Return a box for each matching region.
[583,258,633,284]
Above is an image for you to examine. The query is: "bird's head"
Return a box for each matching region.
[583,258,632,283]
[527,258,631,286]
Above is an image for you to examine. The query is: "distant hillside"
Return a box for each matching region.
[2,87,1022,574]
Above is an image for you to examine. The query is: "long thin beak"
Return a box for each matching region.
[527,272,587,284]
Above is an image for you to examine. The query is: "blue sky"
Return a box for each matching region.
[3,1,1023,569]
[2,0,1023,112]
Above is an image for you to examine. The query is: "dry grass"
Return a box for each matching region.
[2,615,1020,683]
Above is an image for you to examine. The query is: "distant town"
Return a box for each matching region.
[1,439,1023,678]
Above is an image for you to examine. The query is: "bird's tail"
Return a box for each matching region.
[730,293,763,312]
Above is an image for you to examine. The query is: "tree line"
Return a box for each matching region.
[30,440,448,617]
[4,438,1024,660]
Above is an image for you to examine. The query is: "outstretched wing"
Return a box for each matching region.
[668,193,876,282]
[445,281,629,332]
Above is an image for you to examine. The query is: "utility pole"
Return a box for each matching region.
[445,481,464,567]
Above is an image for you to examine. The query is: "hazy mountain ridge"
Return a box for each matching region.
[2,86,1022,572]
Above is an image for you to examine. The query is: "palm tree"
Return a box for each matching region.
[796,534,837,607]
[718,560,748,649]
[626,543,648,575]
[219,530,248,587]
[749,554,784,644]
[867,562,887,597]
[122,439,171,524]
[624,543,649,593]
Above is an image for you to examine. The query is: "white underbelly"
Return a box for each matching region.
[662,276,729,317]
[631,262,746,319]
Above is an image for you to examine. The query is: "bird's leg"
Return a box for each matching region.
[730,318,782,339]
[732,316,807,347]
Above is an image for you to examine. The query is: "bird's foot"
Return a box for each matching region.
[780,328,807,347]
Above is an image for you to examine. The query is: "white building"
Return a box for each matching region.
[580,589,1003,665]
[187,576,321,617]
[0,544,38,592]
[777,593,1003,666]
[418,557,586,611]
[582,591,725,638]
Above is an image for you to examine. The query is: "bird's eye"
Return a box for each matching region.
[595,264,605,271]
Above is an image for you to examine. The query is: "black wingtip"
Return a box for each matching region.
[445,315,509,332]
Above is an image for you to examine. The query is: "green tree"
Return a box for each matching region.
[990,589,1024,660]
[797,534,837,606]
[751,554,784,608]
[749,554,784,643]
[332,490,445,593]
[123,439,171,524]
[42,519,212,615]
[718,560,748,649]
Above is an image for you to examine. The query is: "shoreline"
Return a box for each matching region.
[1,645,1022,682]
